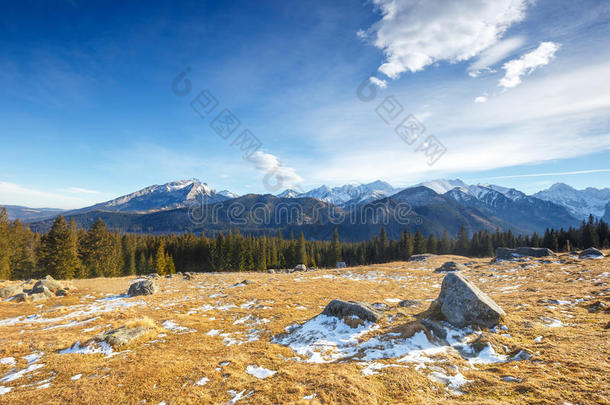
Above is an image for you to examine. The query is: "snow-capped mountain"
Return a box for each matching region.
[277,180,400,207]
[218,190,240,199]
[67,179,234,214]
[533,183,610,220]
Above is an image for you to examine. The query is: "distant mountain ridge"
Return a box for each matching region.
[24,178,582,240]
[533,183,610,220]
[1,205,65,222]
[64,179,233,215]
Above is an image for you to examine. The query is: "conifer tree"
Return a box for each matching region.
[39,216,80,279]
[297,232,308,264]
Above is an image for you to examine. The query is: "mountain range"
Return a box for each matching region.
[9,178,607,240]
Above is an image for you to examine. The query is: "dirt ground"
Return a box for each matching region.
[0,253,608,404]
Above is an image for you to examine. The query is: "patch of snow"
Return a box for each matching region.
[0,363,45,383]
[71,374,82,380]
[246,365,276,379]
[428,371,471,395]
[0,358,15,366]
[0,386,12,395]
[227,389,254,404]
[195,376,209,386]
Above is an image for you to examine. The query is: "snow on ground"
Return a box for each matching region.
[245,365,276,379]
[162,320,195,333]
[0,363,45,383]
[227,389,254,404]
[58,341,129,358]
[0,358,15,366]
[195,376,209,386]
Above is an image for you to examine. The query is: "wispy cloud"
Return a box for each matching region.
[64,187,101,194]
[0,182,102,209]
[487,168,610,180]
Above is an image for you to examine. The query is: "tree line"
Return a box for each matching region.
[0,208,608,280]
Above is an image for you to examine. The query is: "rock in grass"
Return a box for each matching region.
[102,326,154,347]
[293,264,307,272]
[579,247,604,258]
[32,276,63,293]
[128,279,157,297]
[435,261,467,273]
[0,284,23,298]
[11,293,30,303]
[408,254,434,262]
[322,299,380,323]
[495,247,556,260]
[398,299,422,308]
[431,272,505,328]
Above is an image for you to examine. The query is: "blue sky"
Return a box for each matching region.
[1,0,610,208]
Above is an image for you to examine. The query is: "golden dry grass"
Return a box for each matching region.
[0,253,608,404]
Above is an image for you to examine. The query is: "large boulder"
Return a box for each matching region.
[102,325,155,347]
[32,276,63,293]
[128,279,158,297]
[0,284,23,298]
[579,247,604,258]
[430,272,505,328]
[495,247,556,260]
[321,299,380,323]
[435,261,467,273]
[293,264,307,272]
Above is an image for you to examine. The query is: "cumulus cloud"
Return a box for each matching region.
[499,42,560,89]
[474,96,488,103]
[369,76,388,88]
[368,0,528,79]
[246,151,303,188]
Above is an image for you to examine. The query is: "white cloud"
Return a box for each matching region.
[499,42,560,88]
[299,60,610,185]
[0,182,102,209]
[369,76,387,88]
[468,36,525,76]
[474,96,488,103]
[65,187,100,194]
[246,151,303,188]
[368,0,528,78]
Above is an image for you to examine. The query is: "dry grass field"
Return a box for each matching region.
[0,253,608,404]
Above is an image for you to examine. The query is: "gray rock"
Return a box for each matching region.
[579,247,604,258]
[431,272,505,328]
[183,272,194,280]
[0,284,23,298]
[32,278,63,293]
[294,264,307,272]
[321,299,380,323]
[100,326,155,347]
[495,247,556,260]
[435,261,467,273]
[128,279,158,297]
[55,289,68,297]
[336,262,347,269]
[267,269,276,274]
[398,299,422,308]
[408,254,434,262]
[11,293,30,303]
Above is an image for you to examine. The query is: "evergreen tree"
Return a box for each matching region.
[81,218,117,278]
[0,209,11,280]
[38,216,80,279]
[297,232,308,264]
[330,227,341,266]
